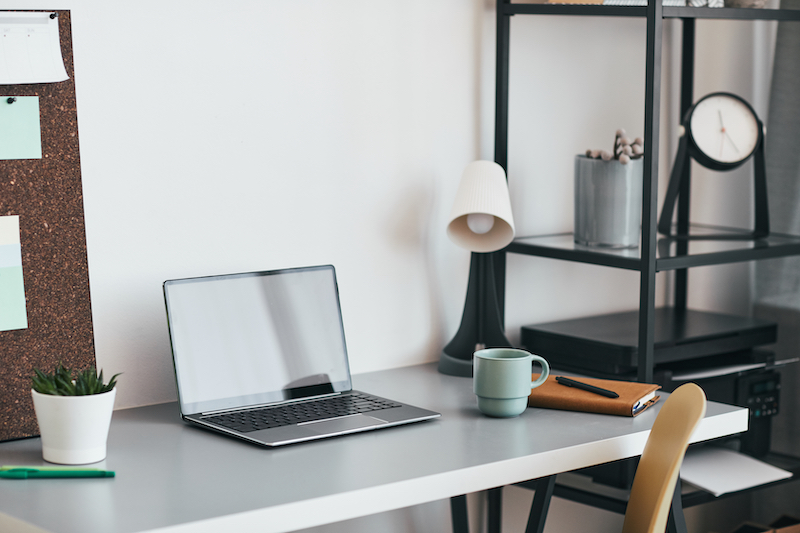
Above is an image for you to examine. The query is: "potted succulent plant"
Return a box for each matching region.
[31,364,120,464]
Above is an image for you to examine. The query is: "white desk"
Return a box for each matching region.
[0,363,747,533]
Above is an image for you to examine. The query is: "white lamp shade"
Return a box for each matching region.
[447,161,515,252]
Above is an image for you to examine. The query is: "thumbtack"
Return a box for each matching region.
[6,97,16,104]
[50,13,58,19]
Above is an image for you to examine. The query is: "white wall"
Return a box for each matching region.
[11,1,774,532]
[15,0,486,409]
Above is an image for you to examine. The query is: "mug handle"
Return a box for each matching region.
[530,355,550,390]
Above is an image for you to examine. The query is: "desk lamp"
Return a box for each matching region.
[439,160,516,377]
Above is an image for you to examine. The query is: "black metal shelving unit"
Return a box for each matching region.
[493,0,800,384]
[492,6,800,528]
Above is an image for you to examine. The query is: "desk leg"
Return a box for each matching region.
[667,479,688,533]
[488,487,503,533]
[525,475,556,533]
[450,495,469,533]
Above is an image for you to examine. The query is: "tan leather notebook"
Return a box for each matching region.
[528,374,661,417]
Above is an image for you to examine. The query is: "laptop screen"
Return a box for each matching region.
[163,265,352,415]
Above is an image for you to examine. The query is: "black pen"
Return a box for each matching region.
[556,376,619,398]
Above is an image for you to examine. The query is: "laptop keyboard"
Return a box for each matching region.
[204,392,402,433]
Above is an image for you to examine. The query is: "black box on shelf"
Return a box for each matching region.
[520,307,777,375]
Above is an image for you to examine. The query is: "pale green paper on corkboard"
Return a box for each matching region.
[0,96,42,160]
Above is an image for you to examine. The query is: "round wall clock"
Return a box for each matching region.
[658,92,769,239]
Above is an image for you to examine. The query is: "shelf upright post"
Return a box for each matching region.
[494,0,512,323]
[638,0,664,383]
[674,18,695,312]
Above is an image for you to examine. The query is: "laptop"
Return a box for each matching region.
[163,264,440,447]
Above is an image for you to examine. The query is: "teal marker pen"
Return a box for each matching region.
[0,466,115,479]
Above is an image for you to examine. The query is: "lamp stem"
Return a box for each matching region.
[438,252,512,376]
[477,254,486,349]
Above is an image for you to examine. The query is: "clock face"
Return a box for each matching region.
[689,93,760,165]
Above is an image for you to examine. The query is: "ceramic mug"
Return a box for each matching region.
[473,348,550,417]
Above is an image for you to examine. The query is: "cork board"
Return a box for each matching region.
[0,11,96,442]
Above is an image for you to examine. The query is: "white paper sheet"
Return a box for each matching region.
[0,12,68,84]
[681,447,792,497]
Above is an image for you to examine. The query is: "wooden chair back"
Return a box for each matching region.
[621,382,707,533]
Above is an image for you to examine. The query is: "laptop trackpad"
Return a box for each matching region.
[303,414,385,435]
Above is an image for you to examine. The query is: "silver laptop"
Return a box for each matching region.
[163,264,440,447]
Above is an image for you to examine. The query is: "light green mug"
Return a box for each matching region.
[473,348,550,417]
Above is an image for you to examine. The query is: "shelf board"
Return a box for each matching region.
[505,3,647,17]
[506,224,800,272]
[504,3,800,21]
[508,232,642,270]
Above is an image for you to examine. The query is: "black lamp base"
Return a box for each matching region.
[438,350,476,377]
[438,252,511,377]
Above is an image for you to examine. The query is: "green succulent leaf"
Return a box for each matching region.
[31,364,121,396]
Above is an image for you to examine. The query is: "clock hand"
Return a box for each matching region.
[724,131,740,154]
[717,109,740,157]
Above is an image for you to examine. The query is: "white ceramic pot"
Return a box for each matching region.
[31,388,116,465]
